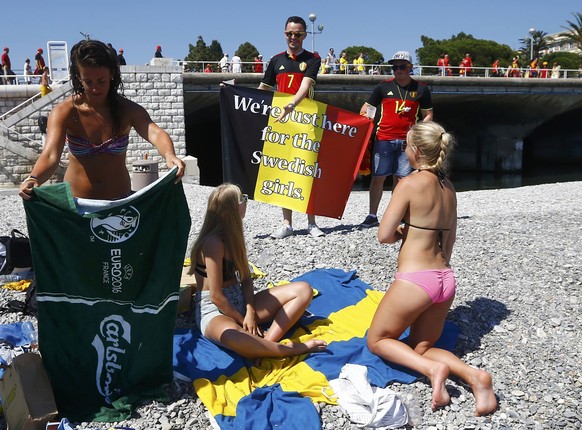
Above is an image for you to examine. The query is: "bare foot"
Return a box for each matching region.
[470,370,497,416]
[303,339,327,353]
[280,339,327,357]
[429,362,451,410]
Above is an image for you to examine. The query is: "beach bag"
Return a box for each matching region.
[0,229,33,275]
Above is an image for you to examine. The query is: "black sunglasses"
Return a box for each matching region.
[392,64,409,71]
[401,142,408,151]
[285,31,305,38]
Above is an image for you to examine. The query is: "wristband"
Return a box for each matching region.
[24,175,39,183]
[286,102,296,110]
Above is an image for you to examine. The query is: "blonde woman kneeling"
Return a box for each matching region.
[367,122,497,416]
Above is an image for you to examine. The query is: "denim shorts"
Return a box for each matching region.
[195,283,246,336]
[372,139,412,177]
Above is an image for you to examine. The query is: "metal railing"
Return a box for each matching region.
[0,72,44,85]
[172,60,582,79]
[0,92,43,122]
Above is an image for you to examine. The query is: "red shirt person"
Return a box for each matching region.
[258,15,323,239]
[460,53,473,76]
[35,48,46,72]
[253,55,264,73]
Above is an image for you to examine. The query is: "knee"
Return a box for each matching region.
[294,281,313,303]
[366,336,377,354]
[367,335,385,355]
[410,340,435,355]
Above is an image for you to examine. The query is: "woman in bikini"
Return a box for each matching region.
[190,183,327,359]
[19,39,184,201]
[367,122,497,416]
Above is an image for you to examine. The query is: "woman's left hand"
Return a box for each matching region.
[243,311,263,337]
[166,154,185,182]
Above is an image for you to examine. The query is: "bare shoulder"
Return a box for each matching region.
[200,235,225,258]
[51,96,74,116]
[443,176,457,198]
[121,96,151,121]
[49,96,76,127]
[120,96,145,112]
[397,170,427,192]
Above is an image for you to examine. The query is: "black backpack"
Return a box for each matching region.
[0,229,32,275]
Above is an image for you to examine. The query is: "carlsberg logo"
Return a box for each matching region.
[91,315,131,404]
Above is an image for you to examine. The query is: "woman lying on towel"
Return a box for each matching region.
[189,183,327,358]
[19,39,184,201]
[367,122,497,416]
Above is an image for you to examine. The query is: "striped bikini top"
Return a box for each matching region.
[66,133,129,157]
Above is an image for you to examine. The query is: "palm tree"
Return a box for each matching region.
[559,12,582,50]
[519,30,548,60]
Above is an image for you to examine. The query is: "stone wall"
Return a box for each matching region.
[0,65,185,187]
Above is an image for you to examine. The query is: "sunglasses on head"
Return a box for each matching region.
[285,31,305,38]
[392,64,409,71]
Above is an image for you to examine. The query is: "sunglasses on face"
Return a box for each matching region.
[401,142,408,151]
[392,64,409,71]
[285,31,305,39]
[239,194,248,205]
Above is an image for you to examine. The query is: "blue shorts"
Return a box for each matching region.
[371,139,412,178]
[195,283,246,336]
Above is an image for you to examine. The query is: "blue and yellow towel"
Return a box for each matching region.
[173,268,458,429]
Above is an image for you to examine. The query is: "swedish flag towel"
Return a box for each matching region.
[173,268,458,429]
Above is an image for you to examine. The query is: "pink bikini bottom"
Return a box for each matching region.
[395,268,456,304]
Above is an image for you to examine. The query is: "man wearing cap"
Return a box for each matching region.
[539,61,549,79]
[155,45,163,58]
[253,54,264,73]
[2,47,15,84]
[118,48,127,66]
[34,48,45,75]
[359,50,433,228]
[258,15,324,239]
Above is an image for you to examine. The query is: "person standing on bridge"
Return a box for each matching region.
[359,50,433,228]
[253,54,263,73]
[34,48,45,75]
[117,48,127,66]
[19,39,184,201]
[2,47,15,84]
[258,15,324,239]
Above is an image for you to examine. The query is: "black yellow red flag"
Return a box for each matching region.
[220,84,373,219]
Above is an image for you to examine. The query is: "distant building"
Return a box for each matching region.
[539,31,581,56]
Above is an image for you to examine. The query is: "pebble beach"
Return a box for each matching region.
[0,179,580,429]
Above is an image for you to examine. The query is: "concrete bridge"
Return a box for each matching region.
[1,68,581,187]
[183,73,582,185]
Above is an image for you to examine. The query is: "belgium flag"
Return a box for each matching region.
[221,84,373,219]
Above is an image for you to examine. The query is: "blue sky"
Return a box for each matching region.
[3,0,580,71]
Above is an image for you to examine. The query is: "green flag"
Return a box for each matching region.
[23,170,191,420]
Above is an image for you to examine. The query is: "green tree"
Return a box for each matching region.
[234,42,260,72]
[541,51,582,72]
[341,46,384,66]
[184,36,224,71]
[208,41,224,61]
[417,33,516,74]
[559,12,582,50]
